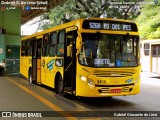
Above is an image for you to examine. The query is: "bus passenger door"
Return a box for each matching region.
[64,29,77,94]
[32,38,42,83]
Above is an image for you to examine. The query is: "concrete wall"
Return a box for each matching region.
[5,34,21,45]
[0,7,21,57]
[0,35,5,61]
[0,7,21,35]
[0,7,21,73]
[0,34,21,62]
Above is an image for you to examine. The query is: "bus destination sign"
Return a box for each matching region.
[82,20,138,32]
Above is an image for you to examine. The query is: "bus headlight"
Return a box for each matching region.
[135,76,140,85]
[80,76,87,82]
[88,79,95,87]
[80,75,95,87]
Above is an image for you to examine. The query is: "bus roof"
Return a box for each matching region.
[21,18,136,40]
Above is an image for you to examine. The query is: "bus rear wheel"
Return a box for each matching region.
[28,70,32,84]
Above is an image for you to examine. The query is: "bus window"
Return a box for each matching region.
[49,32,57,57]
[152,45,160,57]
[79,34,138,67]
[21,40,26,56]
[32,38,37,58]
[42,34,49,56]
[26,39,31,56]
[29,40,32,56]
[85,35,97,58]
[37,39,42,58]
[144,43,150,56]
[158,45,160,57]
[152,46,156,57]
[32,37,42,59]
[66,35,72,57]
[57,31,65,56]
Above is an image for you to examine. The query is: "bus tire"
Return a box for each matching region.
[57,75,64,95]
[29,69,32,84]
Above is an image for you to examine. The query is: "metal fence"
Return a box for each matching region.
[5,59,20,74]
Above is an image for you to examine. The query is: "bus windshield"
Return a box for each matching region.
[79,33,139,67]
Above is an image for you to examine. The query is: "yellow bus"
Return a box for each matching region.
[20,18,141,97]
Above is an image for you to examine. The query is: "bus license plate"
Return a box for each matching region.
[110,89,121,93]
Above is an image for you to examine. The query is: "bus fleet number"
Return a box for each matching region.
[97,80,106,84]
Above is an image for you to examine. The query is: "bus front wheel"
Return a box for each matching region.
[57,76,64,95]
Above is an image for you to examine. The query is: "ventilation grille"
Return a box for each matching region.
[93,70,135,77]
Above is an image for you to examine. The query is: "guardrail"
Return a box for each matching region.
[5,59,20,74]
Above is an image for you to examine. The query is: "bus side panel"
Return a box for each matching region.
[26,57,32,78]
[20,56,26,77]
[41,57,54,86]
[20,56,28,78]
[25,56,31,79]
[50,65,64,89]
[41,57,55,87]
[40,57,64,89]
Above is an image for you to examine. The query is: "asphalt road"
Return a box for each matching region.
[0,72,160,120]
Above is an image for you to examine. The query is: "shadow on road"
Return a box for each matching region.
[73,97,135,110]
[150,76,160,79]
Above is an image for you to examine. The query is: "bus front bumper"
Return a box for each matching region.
[76,80,140,97]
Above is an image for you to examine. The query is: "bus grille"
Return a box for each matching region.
[93,70,135,77]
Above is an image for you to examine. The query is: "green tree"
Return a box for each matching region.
[135,0,160,39]
[40,0,141,30]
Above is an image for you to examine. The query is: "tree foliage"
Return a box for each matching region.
[40,0,140,30]
[135,0,160,39]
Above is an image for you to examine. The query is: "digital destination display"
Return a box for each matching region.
[82,20,138,32]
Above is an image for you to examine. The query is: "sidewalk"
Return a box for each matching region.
[141,71,160,86]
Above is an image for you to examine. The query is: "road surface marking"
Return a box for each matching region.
[5,77,78,120]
